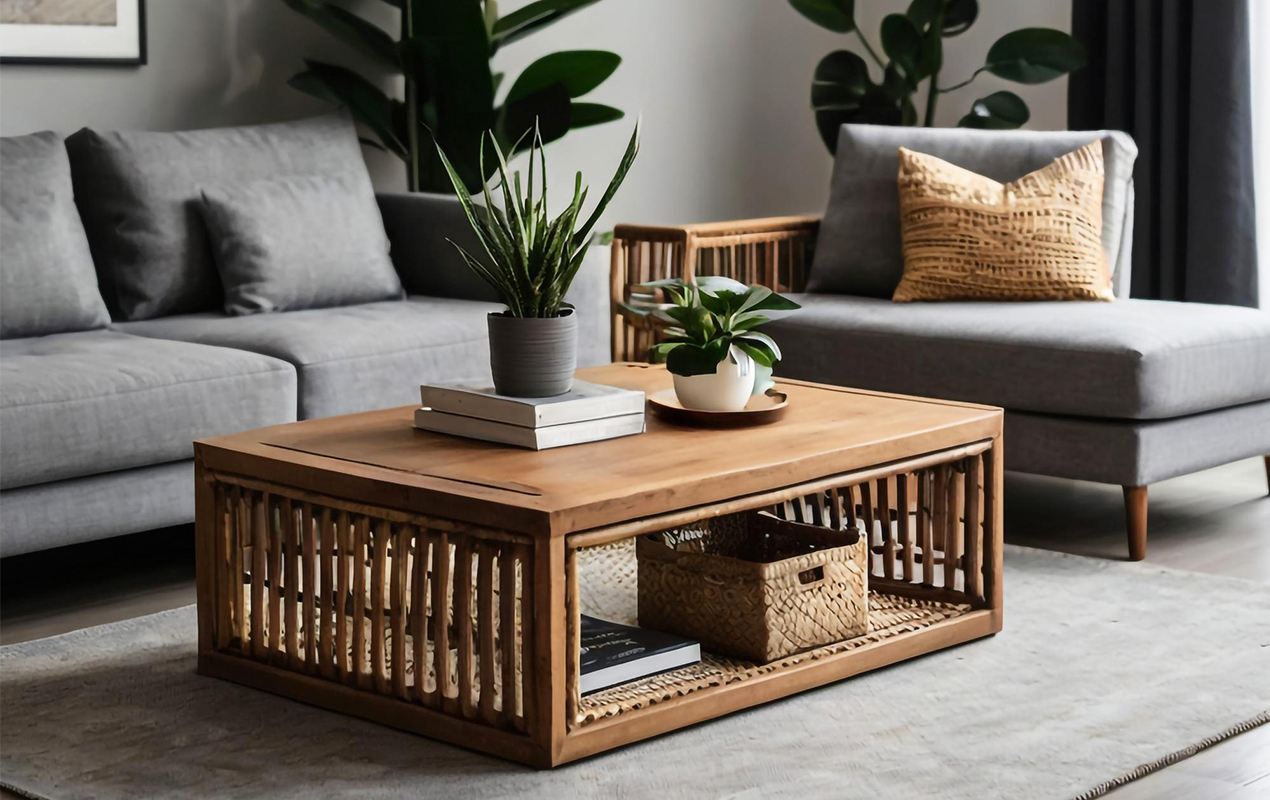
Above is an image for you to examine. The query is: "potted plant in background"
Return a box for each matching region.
[625,278,801,412]
[436,121,640,397]
[280,0,625,193]
[788,0,1086,149]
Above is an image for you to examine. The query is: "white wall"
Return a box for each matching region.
[0,0,1071,227]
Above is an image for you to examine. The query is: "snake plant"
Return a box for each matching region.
[436,120,640,318]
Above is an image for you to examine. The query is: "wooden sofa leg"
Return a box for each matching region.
[1123,486,1148,561]
[1264,456,1269,495]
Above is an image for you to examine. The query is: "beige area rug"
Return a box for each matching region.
[1,546,1267,799]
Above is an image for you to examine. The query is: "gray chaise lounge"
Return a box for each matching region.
[610,124,1270,560]
[0,116,608,558]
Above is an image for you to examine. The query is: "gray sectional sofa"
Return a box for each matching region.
[0,114,608,557]
[613,124,1270,560]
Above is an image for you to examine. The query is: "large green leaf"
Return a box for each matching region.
[666,339,730,377]
[942,0,977,36]
[281,0,400,70]
[568,102,624,128]
[288,61,407,157]
[500,82,571,151]
[812,49,870,107]
[505,50,621,102]
[787,0,855,33]
[410,0,497,191]
[905,0,941,30]
[957,90,1030,129]
[984,28,1087,84]
[880,13,922,82]
[571,120,640,250]
[491,0,604,49]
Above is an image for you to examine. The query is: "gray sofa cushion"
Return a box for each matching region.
[1,461,194,558]
[117,297,502,419]
[0,330,296,489]
[0,131,110,339]
[767,295,1270,420]
[66,112,371,320]
[808,125,1138,299]
[201,174,402,315]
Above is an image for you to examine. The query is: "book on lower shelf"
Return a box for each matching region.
[419,380,645,428]
[579,615,701,695]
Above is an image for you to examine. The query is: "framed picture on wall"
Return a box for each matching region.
[0,0,145,65]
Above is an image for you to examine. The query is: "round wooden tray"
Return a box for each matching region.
[647,388,790,428]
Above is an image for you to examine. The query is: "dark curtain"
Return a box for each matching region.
[1069,0,1260,307]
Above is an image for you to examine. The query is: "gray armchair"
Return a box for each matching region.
[610,124,1270,560]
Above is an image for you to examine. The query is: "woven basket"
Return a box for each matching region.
[636,510,868,663]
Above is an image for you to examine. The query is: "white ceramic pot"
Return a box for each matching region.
[672,347,756,412]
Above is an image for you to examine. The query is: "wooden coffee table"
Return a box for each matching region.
[194,363,1003,768]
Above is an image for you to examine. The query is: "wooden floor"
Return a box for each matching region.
[2,457,1267,797]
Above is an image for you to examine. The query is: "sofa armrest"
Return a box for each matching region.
[610,216,820,362]
[376,191,499,303]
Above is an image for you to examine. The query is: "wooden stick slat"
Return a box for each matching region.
[896,473,913,582]
[250,491,266,659]
[281,498,298,666]
[371,519,389,694]
[828,487,843,531]
[335,511,350,680]
[214,484,231,650]
[351,515,367,688]
[565,546,580,727]
[918,471,933,587]
[300,503,316,671]
[499,545,518,727]
[877,477,894,579]
[516,543,534,731]
[314,508,331,677]
[455,536,475,718]
[477,544,496,725]
[964,457,983,600]
[943,467,960,591]
[235,487,248,648]
[412,528,431,705]
[932,466,948,587]
[844,484,857,527]
[433,531,453,709]
[391,525,409,701]
[859,482,875,574]
[266,494,282,662]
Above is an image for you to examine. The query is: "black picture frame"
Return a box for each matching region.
[0,0,146,66]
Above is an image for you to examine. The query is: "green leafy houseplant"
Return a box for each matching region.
[625,278,801,377]
[281,0,624,192]
[788,0,1087,150]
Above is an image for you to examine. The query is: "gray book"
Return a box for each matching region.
[414,408,646,450]
[419,380,645,428]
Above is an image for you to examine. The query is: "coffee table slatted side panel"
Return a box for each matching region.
[565,442,997,731]
[204,472,536,737]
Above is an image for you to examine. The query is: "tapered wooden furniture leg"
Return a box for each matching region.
[1123,486,1148,562]
[1263,456,1269,495]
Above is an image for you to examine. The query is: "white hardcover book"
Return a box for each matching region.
[414,408,646,450]
[419,380,645,428]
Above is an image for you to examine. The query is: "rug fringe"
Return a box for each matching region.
[1069,711,1270,800]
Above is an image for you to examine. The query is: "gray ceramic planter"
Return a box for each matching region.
[487,309,578,397]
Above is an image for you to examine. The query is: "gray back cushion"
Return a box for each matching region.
[200,173,403,315]
[0,131,110,339]
[66,112,372,320]
[807,124,1139,299]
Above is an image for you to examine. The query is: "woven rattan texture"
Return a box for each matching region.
[892,142,1114,302]
[636,512,869,662]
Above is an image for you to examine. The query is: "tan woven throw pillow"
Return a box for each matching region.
[892,142,1114,302]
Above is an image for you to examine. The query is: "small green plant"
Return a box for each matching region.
[788,0,1086,149]
[624,278,801,376]
[435,120,640,318]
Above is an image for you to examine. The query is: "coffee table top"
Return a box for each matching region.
[197,363,1001,537]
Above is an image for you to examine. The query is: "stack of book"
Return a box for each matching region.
[580,616,701,695]
[414,380,646,450]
